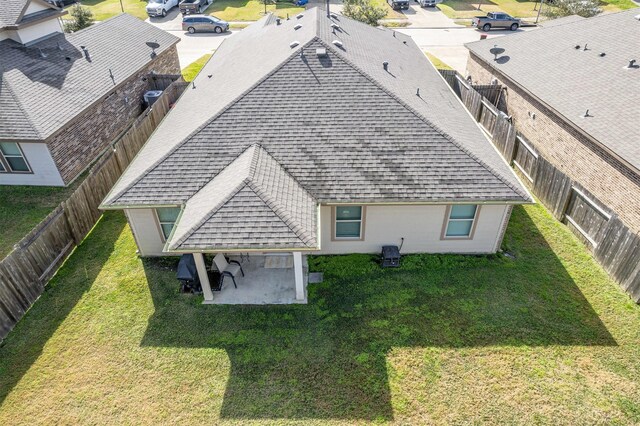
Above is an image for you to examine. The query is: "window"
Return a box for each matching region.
[444,205,479,238]
[156,207,180,241]
[334,206,364,239]
[0,142,30,173]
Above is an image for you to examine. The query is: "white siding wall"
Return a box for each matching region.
[25,0,53,14]
[125,204,512,257]
[0,142,64,186]
[125,208,167,256]
[319,204,511,254]
[15,19,62,44]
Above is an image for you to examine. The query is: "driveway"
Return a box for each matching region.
[145,4,533,72]
[145,8,236,67]
[401,3,459,27]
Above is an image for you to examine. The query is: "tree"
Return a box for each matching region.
[63,4,94,33]
[259,0,276,15]
[544,0,601,18]
[342,0,387,27]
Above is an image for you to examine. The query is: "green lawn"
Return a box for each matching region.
[426,52,453,70]
[76,0,149,21]
[1,202,640,423]
[437,0,637,20]
[0,181,83,259]
[205,0,304,21]
[182,53,212,82]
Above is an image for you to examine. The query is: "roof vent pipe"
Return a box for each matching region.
[276,17,281,25]
[383,61,389,71]
[332,39,343,48]
[627,59,638,68]
[80,45,91,61]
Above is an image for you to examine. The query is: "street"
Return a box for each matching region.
[147,4,535,72]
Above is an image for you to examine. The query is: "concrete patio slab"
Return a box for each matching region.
[205,255,308,304]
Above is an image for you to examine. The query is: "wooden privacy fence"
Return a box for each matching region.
[439,69,640,303]
[0,81,188,340]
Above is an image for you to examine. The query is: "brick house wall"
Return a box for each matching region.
[45,45,181,185]
[466,52,640,234]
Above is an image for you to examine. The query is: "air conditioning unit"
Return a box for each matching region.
[143,89,163,106]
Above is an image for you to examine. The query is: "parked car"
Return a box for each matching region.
[295,0,308,5]
[179,0,211,15]
[182,15,229,33]
[146,0,179,17]
[46,0,76,7]
[472,12,521,31]
[388,0,409,10]
[419,0,437,7]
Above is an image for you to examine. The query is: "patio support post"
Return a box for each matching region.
[193,253,214,303]
[293,251,305,301]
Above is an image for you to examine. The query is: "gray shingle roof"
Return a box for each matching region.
[104,7,530,211]
[466,9,640,172]
[168,145,318,251]
[0,0,29,28]
[0,0,61,29]
[0,13,179,140]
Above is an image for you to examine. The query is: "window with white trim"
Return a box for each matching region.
[0,142,30,173]
[156,207,180,240]
[335,206,363,239]
[444,205,478,238]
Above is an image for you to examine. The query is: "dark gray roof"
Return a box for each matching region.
[169,145,318,251]
[0,0,29,28]
[0,13,179,140]
[0,0,61,29]
[103,8,531,211]
[467,9,640,172]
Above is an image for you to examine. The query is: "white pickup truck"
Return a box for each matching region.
[146,0,178,18]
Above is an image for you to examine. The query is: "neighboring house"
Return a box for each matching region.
[465,9,640,247]
[0,0,180,186]
[101,8,532,302]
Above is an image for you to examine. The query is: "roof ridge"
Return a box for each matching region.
[246,180,316,247]
[2,79,41,139]
[318,38,530,201]
[109,38,320,206]
[249,146,317,246]
[169,146,258,249]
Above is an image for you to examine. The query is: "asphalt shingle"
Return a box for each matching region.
[466,9,640,171]
[104,8,531,211]
[0,13,179,140]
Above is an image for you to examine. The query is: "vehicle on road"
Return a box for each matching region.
[419,0,437,7]
[182,15,229,33]
[179,0,211,15]
[46,0,76,7]
[388,0,410,10]
[472,12,521,31]
[146,0,179,17]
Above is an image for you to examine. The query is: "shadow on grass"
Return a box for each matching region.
[140,205,616,421]
[0,212,126,407]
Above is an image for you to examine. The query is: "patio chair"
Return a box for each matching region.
[212,253,244,289]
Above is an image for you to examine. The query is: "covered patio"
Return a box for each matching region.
[192,253,309,304]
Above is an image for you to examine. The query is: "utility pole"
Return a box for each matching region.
[535,0,544,23]
[119,0,124,13]
[326,0,330,18]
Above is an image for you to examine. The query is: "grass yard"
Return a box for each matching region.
[182,54,213,81]
[437,0,637,20]
[426,52,453,70]
[1,202,640,424]
[0,180,84,259]
[205,0,304,21]
[75,0,149,21]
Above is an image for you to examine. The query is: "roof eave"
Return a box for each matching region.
[466,50,640,176]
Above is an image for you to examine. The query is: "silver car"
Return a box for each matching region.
[182,15,229,34]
